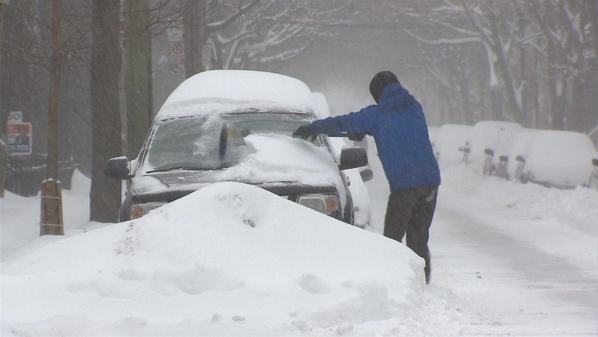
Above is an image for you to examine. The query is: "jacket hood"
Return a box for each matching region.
[377,82,415,109]
[369,71,400,103]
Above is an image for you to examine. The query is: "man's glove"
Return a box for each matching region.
[293,125,317,141]
[347,132,367,141]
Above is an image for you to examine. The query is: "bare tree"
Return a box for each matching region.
[165,0,351,76]
[0,0,96,197]
[530,0,596,131]
[209,0,351,70]
[390,0,596,132]
[90,0,122,222]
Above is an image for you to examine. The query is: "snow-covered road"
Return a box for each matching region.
[366,153,598,336]
[431,206,597,335]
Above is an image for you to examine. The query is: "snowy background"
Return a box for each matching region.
[1,140,597,336]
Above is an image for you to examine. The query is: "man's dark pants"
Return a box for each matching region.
[384,185,438,283]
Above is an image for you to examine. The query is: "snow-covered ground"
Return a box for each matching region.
[1,144,597,336]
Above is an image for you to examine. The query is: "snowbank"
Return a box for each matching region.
[1,182,424,336]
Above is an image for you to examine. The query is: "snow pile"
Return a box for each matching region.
[0,169,92,258]
[1,182,424,336]
[3,160,597,336]
[440,166,598,236]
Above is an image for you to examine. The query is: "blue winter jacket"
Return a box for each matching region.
[309,82,441,191]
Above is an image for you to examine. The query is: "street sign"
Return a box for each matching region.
[171,42,184,55]
[7,111,23,123]
[7,122,32,155]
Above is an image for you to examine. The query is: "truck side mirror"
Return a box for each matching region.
[104,156,130,180]
[339,147,368,170]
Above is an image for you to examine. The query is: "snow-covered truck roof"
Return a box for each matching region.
[156,70,318,119]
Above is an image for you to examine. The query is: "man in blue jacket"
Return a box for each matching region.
[294,71,440,284]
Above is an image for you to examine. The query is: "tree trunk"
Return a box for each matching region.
[588,0,598,59]
[567,76,584,132]
[0,1,5,197]
[125,0,152,158]
[551,79,566,130]
[490,86,503,121]
[488,5,522,123]
[183,0,206,78]
[90,0,122,222]
[0,1,4,52]
[46,0,62,180]
[564,1,586,133]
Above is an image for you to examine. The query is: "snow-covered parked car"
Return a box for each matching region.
[312,92,372,228]
[509,129,596,189]
[505,128,538,182]
[462,121,523,175]
[104,70,368,223]
[432,124,472,170]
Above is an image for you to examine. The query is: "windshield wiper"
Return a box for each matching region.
[146,162,239,173]
[146,165,207,173]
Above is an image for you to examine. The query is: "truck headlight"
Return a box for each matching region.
[297,193,339,215]
[130,202,167,219]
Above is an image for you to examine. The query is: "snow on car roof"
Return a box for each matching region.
[518,129,596,186]
[157,70,318,119]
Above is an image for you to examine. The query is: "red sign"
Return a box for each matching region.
[7,123,32,155]
[171,42,184,55]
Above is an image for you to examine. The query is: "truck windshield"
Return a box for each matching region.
[142,112,318,172]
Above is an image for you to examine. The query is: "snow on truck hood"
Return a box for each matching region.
[157,70,319,119]
[133,134,344,195]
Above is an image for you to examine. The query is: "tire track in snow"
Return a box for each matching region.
[431,205,597,335]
